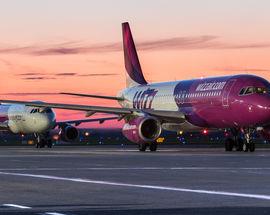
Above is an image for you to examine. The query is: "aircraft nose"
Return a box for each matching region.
[46,111,56,127]
[255,96,270,124]
[38,111,56,131]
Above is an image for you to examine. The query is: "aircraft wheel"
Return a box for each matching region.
[249,141,255,152]
[138,143,147,152]
[225,138,234,151]
[47,140,53,148]
[243,141,249,152]
[149,143,158,152]
[236,138,243,151]
[39,139,46,148]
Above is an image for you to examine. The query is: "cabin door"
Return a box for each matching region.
[222,79,236,107]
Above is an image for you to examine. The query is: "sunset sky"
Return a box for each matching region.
[1,0,270,127]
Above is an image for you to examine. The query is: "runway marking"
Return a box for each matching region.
[0,167,270,171]
[2,204,31,209]
[43,212,67,215]
[1,171,270,201]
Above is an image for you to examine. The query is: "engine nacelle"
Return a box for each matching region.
[122,117,162,144]
[259,126,270,141]
[60,125,79,142]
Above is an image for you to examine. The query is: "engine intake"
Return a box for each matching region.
[122,117,162,143]
[61,126,79,142]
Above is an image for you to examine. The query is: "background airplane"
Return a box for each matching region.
[0,103,117,148]
[2,22,270,152]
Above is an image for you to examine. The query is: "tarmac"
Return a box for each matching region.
[0,145,270,214]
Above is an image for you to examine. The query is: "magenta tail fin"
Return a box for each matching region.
[122,22,147,87]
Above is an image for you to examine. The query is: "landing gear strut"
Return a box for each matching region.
[243,128,255,152]
[225,128,255,152]
[35,133,53,148]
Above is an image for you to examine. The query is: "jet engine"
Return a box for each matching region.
[60,125,79,142]
[122,116,162,143]
[259,126,270,141]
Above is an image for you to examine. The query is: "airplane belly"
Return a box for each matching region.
[186,105,231,128]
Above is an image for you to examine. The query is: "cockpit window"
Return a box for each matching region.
[45,108,52,113]
[30,108,40,114]
[245,87,254,95]
[239,88,246,95]
[255,87,268,94]
[239,87,269,96]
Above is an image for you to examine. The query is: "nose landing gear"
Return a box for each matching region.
[225,128,255,152]
[35,133,53,148]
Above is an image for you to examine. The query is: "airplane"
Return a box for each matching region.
[1,22,270,152]
[0,102,117,148]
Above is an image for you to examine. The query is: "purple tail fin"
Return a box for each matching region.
[122,22,148,87]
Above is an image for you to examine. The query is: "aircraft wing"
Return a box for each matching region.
[56,117,119,126]
[0,100,133,115]
[60,92,124,101]
[0,100,186,122]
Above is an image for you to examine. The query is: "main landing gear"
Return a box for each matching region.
[35,133,53,148]
[138,142,158,152]
[225,128,255,152]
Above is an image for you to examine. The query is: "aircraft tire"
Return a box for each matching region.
[225,138,234,151]
[47,140,53,148]
[249,141,255,152]
[236,138,244,151]
[138,143,147,152]
[149,143,158,152]
[243,141,249,152]
[39,139,46,148]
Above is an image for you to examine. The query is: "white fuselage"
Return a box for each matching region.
[118,81,179,111]
[0,104,56,134]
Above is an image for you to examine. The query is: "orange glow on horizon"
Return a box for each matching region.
[1,1,270,128]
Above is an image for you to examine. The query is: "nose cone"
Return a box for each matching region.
[252,95,270,125]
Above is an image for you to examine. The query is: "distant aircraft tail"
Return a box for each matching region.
[122,22,148,87]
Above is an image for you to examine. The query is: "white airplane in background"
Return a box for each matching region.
[0,102,117,147]
[2,22,270,153]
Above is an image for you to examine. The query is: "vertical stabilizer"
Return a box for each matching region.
[122,22,148,87]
